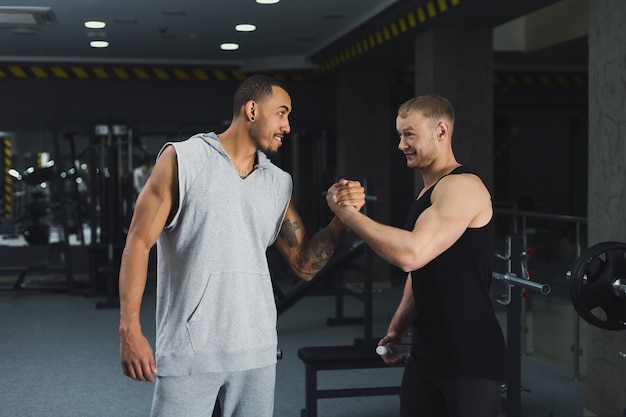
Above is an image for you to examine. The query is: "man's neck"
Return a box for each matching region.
[420,160,461,190]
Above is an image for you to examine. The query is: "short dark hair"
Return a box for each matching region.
[232,75,288,116]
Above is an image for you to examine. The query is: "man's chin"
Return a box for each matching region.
[262,146,279,157]
[266,143,282,155]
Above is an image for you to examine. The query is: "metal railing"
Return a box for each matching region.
[494,208,588,381]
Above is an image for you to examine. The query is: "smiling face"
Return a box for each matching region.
[250,85,292,155]
[396,110,439,170]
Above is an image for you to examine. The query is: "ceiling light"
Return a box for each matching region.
[235,23,256,32]
[220,42,239,51]
[85,20,105,29]
[256,0,280,4]
[8,169,21,180]
[90,40,109,48]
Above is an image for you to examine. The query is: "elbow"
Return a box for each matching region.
[396,253,426,273]
[300,273,315,282]
[287,251,328,282]
[291,267,316,282]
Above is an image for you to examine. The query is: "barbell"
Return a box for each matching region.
[567,241,626,331]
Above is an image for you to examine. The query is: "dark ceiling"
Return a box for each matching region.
[0,0,587,74]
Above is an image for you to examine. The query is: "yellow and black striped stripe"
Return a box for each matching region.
[318,0,461,71]
[0,64,587,89]
[493,72,587,88]
[389,71,587,88]
[0,65,320,82]
[1,136,12,219]
[0,66,244,81]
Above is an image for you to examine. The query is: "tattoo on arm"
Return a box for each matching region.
[280,219,300,247]
[280,216,344,278]
[307,227,338,271]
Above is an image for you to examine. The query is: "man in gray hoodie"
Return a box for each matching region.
[118,75,365,417]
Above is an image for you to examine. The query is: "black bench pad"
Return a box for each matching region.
[298,345,391,369]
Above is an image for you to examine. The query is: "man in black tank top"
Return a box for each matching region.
[326,94,506,417]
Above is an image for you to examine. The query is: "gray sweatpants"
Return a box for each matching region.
[150,365,276,417]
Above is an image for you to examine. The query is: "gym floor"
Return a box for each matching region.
[0,267,587,417]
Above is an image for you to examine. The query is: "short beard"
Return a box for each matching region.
[262,145,278,156]
[250,123,279,156]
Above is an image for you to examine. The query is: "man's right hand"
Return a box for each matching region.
[326,178,365,215]
[120,330,157,382]
[377,332,406,365]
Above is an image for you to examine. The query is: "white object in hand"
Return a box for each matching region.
[376,344,410,359]
[376,345,391,355]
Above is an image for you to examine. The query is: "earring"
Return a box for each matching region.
[250,116,255,122]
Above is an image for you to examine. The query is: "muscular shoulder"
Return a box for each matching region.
[431,173,492,226]
[436,172,488,196]
[158,143,177,161]
[152,144,176,174]
[149,145,178,192]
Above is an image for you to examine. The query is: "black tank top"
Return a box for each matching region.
[406,166,506,382]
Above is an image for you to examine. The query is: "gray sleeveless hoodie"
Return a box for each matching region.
[154,132,292,376]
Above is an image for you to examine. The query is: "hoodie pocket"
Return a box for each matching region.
[186,271,277,354]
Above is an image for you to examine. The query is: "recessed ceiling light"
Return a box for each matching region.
[85,20,106,29]
[256,0,280,4]
[220,42,239,51]
[90,40,109,48]
[235,23,256,32]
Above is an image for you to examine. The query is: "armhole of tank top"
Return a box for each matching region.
[163,143,183,230]
[271,175,292,244]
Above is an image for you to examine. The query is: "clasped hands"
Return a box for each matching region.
[326,178,366,216]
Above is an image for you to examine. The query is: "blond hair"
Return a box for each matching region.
[397,94,455,127]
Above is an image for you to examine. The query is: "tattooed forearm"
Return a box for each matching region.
[279,219,300,247]
[295,226,343,278]
[307,227,337,269]
[280,214,346,281]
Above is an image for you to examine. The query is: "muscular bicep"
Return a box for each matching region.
[126,146,179,249]
[273,199,307,262]
[409,174,491,265]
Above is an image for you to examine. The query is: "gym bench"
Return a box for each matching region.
[0,262,71,291]
[297,345,403,417]
[0,266,28,290]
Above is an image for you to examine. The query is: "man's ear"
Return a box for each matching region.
[245,100,256,122]
[437,121,448,139]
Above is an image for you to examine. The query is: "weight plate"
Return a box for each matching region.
[569,241,626,330]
